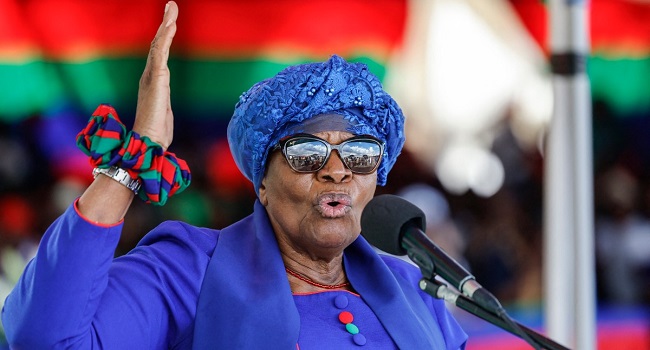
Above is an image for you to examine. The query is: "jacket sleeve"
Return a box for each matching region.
[1,201,216,349]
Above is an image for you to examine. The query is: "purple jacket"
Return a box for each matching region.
[2,200,467,349]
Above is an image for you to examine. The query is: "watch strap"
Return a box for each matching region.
[93,166,141,194]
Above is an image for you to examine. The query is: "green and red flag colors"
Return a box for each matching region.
[511,0,650,117]
[0,0,406,121]
[2,0,649,121]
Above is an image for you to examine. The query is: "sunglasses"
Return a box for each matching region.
[272,134,385,174]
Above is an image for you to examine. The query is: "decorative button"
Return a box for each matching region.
[345,323,359,335]
[338,311,353,324]
[336,298,365,346]
[334,294,349,309]
[353,333,367,346]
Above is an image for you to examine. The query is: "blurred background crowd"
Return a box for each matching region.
[1,0,650,348]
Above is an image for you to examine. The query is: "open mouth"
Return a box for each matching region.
[317,194,352,218]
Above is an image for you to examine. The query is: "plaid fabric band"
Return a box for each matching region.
[76,104,191,206]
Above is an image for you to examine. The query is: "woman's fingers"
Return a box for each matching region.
[134,1,178,150]
[144,1,178,84]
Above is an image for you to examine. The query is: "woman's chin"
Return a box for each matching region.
[310,230,358,253]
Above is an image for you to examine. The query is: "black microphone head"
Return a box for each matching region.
[361,194,426,255]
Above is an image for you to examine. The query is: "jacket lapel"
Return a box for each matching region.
[193,201,299,349]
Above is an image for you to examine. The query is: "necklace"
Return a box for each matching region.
[285,267,350,290]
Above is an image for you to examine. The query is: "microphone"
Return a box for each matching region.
[361,194,502,315]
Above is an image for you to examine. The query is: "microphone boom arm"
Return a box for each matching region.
[419,278,570,350]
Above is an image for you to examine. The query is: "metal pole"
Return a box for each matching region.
[543,76,575,347]
[544,0,595,349]
[572,72,595,350]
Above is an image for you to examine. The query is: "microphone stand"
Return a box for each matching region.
[419,277,570,350]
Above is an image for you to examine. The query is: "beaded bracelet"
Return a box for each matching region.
[76,104,191,206]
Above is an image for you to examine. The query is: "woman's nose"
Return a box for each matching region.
[317,150,352,183]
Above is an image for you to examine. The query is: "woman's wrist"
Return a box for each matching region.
[76,104,191,206]
[77,175,136,225]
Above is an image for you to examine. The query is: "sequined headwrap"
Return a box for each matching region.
[227,55,405,194]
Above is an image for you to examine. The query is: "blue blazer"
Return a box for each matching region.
[193,201,467,349]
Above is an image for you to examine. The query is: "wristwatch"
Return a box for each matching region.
[93,166,142,194]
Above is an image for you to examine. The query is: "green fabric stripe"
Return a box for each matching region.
[91,136,123,155]
[0,61,65,121]
[0,56,386,121]
[589,56,650,115]
[170,57,387,118]
[139,171,161,181]
[7,55,650,121]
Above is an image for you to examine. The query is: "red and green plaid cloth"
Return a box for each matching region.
[76,104,191,206]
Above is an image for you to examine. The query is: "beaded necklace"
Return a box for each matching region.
[285,267,350,290]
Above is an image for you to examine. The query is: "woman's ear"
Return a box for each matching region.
[259,152,278,206]
[258,177,269,206]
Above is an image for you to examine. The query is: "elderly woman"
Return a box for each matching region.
[2,2,466,349]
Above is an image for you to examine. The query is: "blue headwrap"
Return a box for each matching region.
[227,55,405,194]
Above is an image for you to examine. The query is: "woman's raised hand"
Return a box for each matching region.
[132,1,178,151]
[77,2,179,224]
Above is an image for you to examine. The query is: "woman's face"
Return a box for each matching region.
[259,131,378,260]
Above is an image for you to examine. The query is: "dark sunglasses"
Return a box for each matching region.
[271,134,385,174]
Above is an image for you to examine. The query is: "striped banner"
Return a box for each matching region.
[511,0,650,116]
[0,0,406,120]
[1,0,649,120]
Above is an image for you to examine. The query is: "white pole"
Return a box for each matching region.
[573,74,596,350]
[544,0,596,349]
[543,76,575,347]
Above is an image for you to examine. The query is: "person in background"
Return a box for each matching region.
[595,165,650,304]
